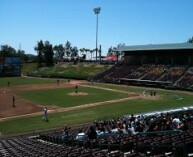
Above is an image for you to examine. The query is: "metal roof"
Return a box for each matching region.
[117,43,193,52]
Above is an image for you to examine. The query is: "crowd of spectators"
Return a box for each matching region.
[51,110,193,144]
[1,108,193,156]
[90,111,193,139]
[38,109,193,156]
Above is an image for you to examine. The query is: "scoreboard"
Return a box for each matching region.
[0,57,21,76]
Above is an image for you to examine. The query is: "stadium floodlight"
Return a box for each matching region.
[93,7,101,61]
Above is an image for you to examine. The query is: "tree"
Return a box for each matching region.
[65,41,72,57]
[34,40,54,67]
[0,44,33,63]
[188,37,193,43]
[34,40,44,67]
[71,47,78,58]
[107,47,113,56]
[79,48,84,57]
[79,48,90,60]
[44,41,54,66]
[25,54,36,62]
[0,45,17,57]
[17,49,26,62]
[53,44,65,61]
[107,46,117,56]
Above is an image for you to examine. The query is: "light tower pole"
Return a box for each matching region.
[93,7,101,61]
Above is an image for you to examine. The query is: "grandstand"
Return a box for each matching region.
[93,43,193,91]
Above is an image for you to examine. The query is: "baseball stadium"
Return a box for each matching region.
[0,42,193,157]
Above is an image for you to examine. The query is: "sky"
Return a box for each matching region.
[1,0,193,56]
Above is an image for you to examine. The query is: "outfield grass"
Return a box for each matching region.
[0,77,63,87]
[18,86,129,107]
[0,84,192,135]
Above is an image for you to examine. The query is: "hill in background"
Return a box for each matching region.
[22,62,112,79]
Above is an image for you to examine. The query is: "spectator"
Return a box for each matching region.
[88,126,97,140]
[128,123,137,135]
[75,130,87,141]
[172,115,181,128]
[129,114,136,122]
[62,126,69,141]
[177,119,188,131]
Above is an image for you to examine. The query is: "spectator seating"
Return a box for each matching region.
[176,67,193,89]
[159,66,187,83]
[1,109,193,156]
[105,65,138,79]
[141,65,166,81]
[92,63,193,90]
[126,65,154,79]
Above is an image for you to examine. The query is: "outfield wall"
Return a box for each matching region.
[0,57,21,76]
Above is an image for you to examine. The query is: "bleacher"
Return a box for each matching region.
[126,65,153,79]
[176,67,193,89]
[92,63,193,90]
[159,66,187,83]
[141,65,165,81]
[1,108,193,156]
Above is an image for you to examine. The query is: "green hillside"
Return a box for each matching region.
[29,63,112,79]
[21,63,38,76]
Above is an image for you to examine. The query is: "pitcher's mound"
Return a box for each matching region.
[68,92,88,96]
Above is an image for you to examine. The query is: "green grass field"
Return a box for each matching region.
[0,78,193,136]
[18,86,128,107]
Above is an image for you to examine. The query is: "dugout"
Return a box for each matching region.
[117,43,193,65]
[119,78,172,88]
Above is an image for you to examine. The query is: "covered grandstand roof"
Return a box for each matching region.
[117,43,193,52]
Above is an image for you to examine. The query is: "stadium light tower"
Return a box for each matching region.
[93,7,101,61]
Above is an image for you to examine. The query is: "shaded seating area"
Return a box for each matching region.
[159,66,187,83]
[126,65,154,79]
[141,65,165,81]
[176,67,193,89]
[92,63,193,91]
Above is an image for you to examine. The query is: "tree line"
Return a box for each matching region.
[34,40,101,67]
[0,45,35,62]
[1,36,193,67]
